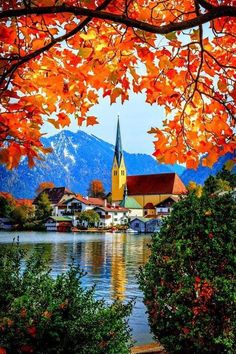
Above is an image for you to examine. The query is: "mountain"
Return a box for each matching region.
[181,153,235,186]
[0,130,185,198]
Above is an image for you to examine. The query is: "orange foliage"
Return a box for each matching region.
[36,182,55,195]
[0,0,235,168]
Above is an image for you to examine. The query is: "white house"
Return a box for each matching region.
[155,196,179,217]
[93,205,129,227]
[48,195,105,217]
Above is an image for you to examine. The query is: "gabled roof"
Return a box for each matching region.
[75,195,105,206]
[155,196,179,207]
[46,216,73,222]
[127,173,187,196]
[94,206,129,212]
[130,217,150,223]
[120,196,142,209]
[33,187,74,205]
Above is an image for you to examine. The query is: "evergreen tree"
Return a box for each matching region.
[0,196,14,218]
[35,193,52,220]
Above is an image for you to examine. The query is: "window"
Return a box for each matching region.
[135,223,139,227]
[121,170,125,176]
[114,218,118,221]
[114,170,117,176]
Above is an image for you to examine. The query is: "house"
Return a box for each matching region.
[44,216,74,232]
[129,217,162,233]
[0,217,14,230]
[143,202,156,217]
[119,196,143,218]
[111,118,187,210]
[33,187,75,216]
[129,217,149,233]
[56,195,106,216]
[93,205,129,227]
[145,218,162,233]
[155,196,179,216]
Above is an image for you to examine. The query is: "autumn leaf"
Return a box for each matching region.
[57,113,70,127]
[110,88,123,104]
[86,116,98,126]
[78,47,93,58]
[0,1,235,168]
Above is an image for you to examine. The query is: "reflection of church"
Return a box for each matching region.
[111,119,187,215]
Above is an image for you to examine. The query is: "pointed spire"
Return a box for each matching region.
[114,116,123,167]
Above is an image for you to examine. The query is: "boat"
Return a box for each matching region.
[126,228,139,234]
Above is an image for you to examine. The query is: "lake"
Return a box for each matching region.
[0,231,153,344]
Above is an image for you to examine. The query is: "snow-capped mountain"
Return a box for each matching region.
[0,130,185,198]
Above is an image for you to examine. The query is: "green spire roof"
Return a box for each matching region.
[120,196,142,209]
[114,118,123,167]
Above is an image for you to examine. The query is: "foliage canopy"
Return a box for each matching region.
[0,0,235,169]
[0,243,132,354]
[87,180,105,198]
[139,191,236,353]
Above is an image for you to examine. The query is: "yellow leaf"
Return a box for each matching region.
[80,30,97,41]
[78,47,93,58]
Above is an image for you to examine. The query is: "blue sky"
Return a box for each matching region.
[43,93,164,155]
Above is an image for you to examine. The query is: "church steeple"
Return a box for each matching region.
[115,117,123,167]
[111,117,127,202]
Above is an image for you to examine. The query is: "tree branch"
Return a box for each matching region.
[0,0,113,90]
[0,5,236,35]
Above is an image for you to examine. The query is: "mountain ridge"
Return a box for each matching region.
[0,130,233,198]
[0,130,185,198]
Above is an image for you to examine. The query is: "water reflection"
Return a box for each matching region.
[0,231,152,344]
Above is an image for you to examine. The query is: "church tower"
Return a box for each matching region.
[111,118,127,203]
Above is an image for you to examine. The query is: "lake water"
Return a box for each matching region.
[0,231,153,344]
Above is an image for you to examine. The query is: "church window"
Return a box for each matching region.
[114,170,117,176]
[121,170,125,175]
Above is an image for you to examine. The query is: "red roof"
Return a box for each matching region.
[94,206,129,212]
[75,195,105,206]
[127,173,187,195]
[144,202,155,209]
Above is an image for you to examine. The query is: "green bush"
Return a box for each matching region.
[0,243,132,354]
[139,193,236,354]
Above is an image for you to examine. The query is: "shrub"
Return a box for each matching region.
[0,243,132,354]
[139,192,236,354]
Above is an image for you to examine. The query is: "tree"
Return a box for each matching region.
[11,205,34,227]
[35,192,52,220]
[88,180,105,198]
[0,244,132,353]
[139,192,236,353]
[0,195,14,217]
[0,1,235,169]
[77,209,100,227]
[36,182,55,196]
[187,181,203,197]
[203,166,236,194]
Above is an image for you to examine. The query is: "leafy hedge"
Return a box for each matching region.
[0,244,132,354]
[139,192,236,354]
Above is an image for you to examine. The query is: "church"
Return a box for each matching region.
[111,119,187,217]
